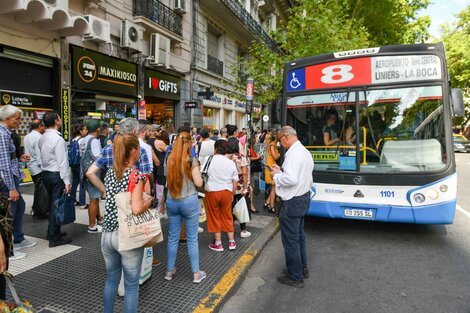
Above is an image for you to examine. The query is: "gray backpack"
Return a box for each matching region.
[80,138,98,178]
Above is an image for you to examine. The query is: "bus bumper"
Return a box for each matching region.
[308,200,456,224]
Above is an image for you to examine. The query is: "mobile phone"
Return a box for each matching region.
[266,165,273,171]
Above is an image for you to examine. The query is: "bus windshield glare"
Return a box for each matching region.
[286,85,445,173]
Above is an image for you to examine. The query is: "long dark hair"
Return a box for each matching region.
[72,124,85,139]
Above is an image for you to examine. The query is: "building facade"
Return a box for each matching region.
[0,0,289,138]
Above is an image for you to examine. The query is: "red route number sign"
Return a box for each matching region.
[305,57,371,89]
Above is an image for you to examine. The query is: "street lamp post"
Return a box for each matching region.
[246,77,254,134]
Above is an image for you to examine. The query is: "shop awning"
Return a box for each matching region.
[0,0,90,36]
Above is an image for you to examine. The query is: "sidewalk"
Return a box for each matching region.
[6,185,279,313]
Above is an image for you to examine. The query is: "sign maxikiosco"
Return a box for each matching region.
[144,69,180,100]
[72,46,137,96]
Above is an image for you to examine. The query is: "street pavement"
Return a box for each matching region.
[220,153,470,313]
[6,185,278,313]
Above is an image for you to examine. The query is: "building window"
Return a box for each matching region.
[206,24,224,76]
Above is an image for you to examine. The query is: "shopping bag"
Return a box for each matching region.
[155,183,164,211]
[233,197,250,224]
[116,191,163,252]
[32,177,49,219]
[54,192,76,225]
[2,272,35,312]
[118,246,153,296]
[199,198,206,223]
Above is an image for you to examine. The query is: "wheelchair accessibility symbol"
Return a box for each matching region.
[289,72,301,89]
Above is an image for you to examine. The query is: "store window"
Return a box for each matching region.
[203,107,217,129]
[145,100,175,128]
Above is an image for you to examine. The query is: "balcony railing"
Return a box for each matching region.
[220,0,278,52]
[133,0,182,36]
[207,54,224,76]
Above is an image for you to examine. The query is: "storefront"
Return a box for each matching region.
[201,92,247,130]
[143,69,180,128]
[71,46,138,127]
[0,45,59,182]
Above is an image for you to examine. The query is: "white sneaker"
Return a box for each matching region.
[88,225,102,234]
[14,239,37,250]
[198,227,204,234]
[240,230,252,238]
[9,250,26,261]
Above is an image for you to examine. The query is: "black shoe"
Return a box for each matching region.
[46,232,68,241]
[277,276,304,288]
[282,268,309,279]
[49,236,72,248]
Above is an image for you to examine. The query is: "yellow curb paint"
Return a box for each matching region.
[193,247,256,313]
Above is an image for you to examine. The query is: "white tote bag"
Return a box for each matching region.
[116,170,164,252]
[233,196,250,224]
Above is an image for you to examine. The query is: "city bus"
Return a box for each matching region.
[282,43,464,224]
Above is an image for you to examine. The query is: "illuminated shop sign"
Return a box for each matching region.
[72,46,137,96]
[1,91,53,109]
[144,69,180,100]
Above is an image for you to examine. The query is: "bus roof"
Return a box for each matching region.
[285,43,445,69]
[284,43,447,92]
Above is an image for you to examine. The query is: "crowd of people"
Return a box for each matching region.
[0,103,313,311]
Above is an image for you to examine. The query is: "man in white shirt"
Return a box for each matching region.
[79,119,103,233]
[38,112,72,247]
[269,125,314,288]
[23,119,45,216]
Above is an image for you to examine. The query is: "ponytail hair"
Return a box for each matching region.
[167,129,193,198]
[113,134,140,180]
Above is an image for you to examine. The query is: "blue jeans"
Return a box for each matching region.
[279,192,310,282]
[9,176,25,244]
[166,194,200,273]
[42,171,64,242]
[101,231,144,313]
[70,166,80,204]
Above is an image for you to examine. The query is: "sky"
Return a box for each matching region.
[420,0,470,39]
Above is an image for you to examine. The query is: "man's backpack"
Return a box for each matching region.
[68,139,80,167]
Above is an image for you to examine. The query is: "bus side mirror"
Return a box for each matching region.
[451,88,464,117]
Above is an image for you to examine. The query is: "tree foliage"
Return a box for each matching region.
[440,5,470,126]
[240,0,431,105]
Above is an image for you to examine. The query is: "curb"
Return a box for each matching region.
[193,216,280,313]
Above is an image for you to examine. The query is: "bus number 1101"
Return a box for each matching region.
[380,191,395,197]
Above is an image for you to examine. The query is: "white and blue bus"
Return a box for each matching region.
[282,43,464,224]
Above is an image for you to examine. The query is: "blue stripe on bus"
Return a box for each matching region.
[308,199,456,224]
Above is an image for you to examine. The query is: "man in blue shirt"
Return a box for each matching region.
[86,118,152,195]
[0,105,36,258]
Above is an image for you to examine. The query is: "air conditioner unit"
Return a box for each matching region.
[120,20,143,52]
[82,15,111,43]
[150,33,170,68]
[174,0,186,13]
[42,0,69,11]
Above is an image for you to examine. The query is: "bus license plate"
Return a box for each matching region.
[344,208,374,218]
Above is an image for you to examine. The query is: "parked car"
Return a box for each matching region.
[453,134,470,153]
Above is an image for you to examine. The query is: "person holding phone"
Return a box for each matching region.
[269,126,314,289]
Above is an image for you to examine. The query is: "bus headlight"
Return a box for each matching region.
[426,189,439,200]
[413,193,425,203]
[440,185,448,192]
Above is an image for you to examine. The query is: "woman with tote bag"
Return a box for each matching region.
[100,134,153,313]
[164,126,206,283]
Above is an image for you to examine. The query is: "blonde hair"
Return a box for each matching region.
[113,134,140,180]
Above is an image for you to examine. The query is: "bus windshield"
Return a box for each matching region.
[287,85,446,173]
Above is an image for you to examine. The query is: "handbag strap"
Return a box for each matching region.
[127,168,148,192]
[3,272,25,307]
[201,155,213,175]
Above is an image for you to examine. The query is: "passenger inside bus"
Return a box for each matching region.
[322,110,340,146]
